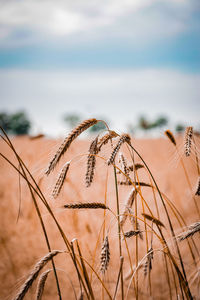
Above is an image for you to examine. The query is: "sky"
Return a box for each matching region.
[0,0,199,136]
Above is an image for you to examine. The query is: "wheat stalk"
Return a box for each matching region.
[100,236,110,274]
[63,202,109,210]
[13,250,63,300]
[52,162,70,198]
[107,134,131,165]
[45,118,98,175]
[35,269,51,300]
[185,127,193,157]
[85,136,98,187]
[177,222,200,241]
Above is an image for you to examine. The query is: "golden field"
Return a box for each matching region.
[0,133,199,300]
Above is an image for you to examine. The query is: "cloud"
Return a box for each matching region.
[0,0,199,48]
[0,68,199,135]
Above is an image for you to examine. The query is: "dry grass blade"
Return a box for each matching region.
[165,130,176,146]
[120,188,137,227]
[100,236,110,274]
[185,127,193,157]
[177,222,200,241]
[144,247,153,277]
[13,250,63,300]
[45,118,98,175]
[85,136,98,187]
[36,269,51,300]
[107,134,131,165]
[195,177,200,196]
[123,230,142,239]
[97,130,118,151]
[63,202,109,210]
[142,213,165,227]
[52,162,70,198]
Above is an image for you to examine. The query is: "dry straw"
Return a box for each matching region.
[165,130,176,146]
[63,202,108,210]
[177,222,200,241]
[46,118,98,175]
[107,134,131,165]
[100,236,110,274]
[185,126,193,157]
[52,161,70,198]
[13,250,62,300]
[120,188,137,227]
[85,136,98,187]
[36,269,51,300]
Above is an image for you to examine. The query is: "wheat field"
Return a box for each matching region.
[0,121,199,300]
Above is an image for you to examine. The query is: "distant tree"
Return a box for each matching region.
[89,118,108,133]
[138,115,168,131]
[175,124,185,133]
[0,112,11,132]
[63,113,81,129]
[0,111,31,135]
[138,116,151,130]
[153,116,168,128]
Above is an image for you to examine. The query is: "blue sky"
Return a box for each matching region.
[0,0,199,135]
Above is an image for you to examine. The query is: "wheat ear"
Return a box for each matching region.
[144,247,153,276]
[85,136,98,187]
[128,207,143,240]
[107,134,131,165]
[52,162,70,198]
[100,236,110,274]
[120,188,137,227]
[45,118,98,175]
[123,230,142,239]
[142,213,165,227]
[177,222,200,241]
[63,202,108,210]
[98,130,118,151]
[165,130,176,146]
[13,250,62,300]
[185,126,193,157]
[36,269,51,300]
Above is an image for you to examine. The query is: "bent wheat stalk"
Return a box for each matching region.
[13,250,63,300]
[46,118,98,175]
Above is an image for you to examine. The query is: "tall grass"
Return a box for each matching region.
[0,120,200,300]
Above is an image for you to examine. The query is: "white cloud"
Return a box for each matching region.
[0,68,199,135]
[0,0,197,47]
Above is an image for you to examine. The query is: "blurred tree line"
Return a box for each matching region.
[0,111,31,135]
[0,110,187,136]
